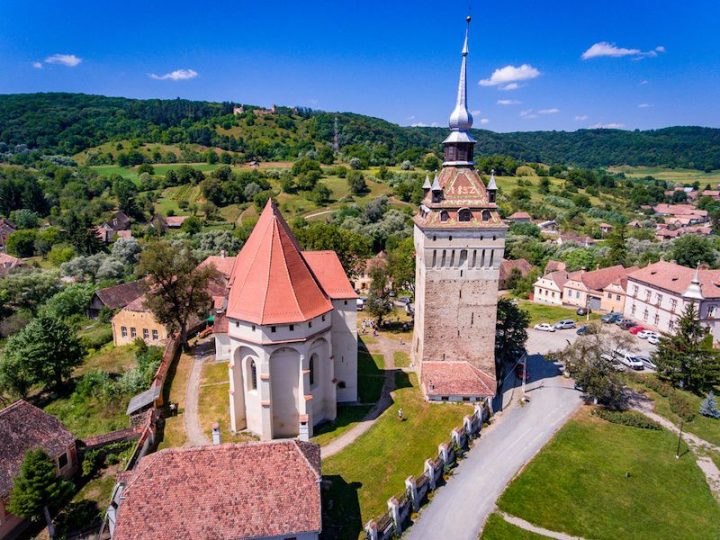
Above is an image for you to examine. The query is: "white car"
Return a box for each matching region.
[612,349,645,371]
[647,334,660,345]
[636,355,657,370]
[637,330,658,340]
[555,319,576,330]
[534,323,556,332]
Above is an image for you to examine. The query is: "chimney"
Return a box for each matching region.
[220,249,226,259]
[212,423,221,445]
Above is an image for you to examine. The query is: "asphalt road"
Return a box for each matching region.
[405,350,582,540]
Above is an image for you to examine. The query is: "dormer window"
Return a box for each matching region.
[458,208,472,222]
[440,211,450,222]
[481,210,491,222]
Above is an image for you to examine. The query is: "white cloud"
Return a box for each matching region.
[497,99,521,106]
[471,109,482,116]
[149,68,198,81]
[520,109,538,119]
[581,42,665,60]
[406,115,416,121]
[640,80,649,85]
[500,83,521,91]
[574,115,589,121]
[45,54,82,67]
[590,122,625,129]
[32,62,43,69]
[480,118,490,125]
[538,108,559,115]
[479,64,540,87]
[410,122,428,127]
[638,103,651,108]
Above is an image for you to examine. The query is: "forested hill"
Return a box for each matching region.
[2,92,720,170]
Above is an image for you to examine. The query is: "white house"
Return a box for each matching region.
[533,270,569,306]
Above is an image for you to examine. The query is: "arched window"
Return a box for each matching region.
[248,358,257,391]
[440,210,450,222]
[309,354,316,386]
[459,249,468,267]
[458,208,472,222]
[481,209,491,222]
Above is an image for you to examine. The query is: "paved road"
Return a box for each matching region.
[406,353,582,540]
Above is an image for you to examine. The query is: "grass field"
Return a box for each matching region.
[74,343,136,376]
[393,351,410,368]
[312,404,373,447]
[357,351,385,403]
[609,165,720,185]
[481,513,546,540]
[322,372,472,539]
[157,351,193,449]
[515,299,600,326]
[495,407,720,540]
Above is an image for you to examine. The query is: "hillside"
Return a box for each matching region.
[2,93,720,170]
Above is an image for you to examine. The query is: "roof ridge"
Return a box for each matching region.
[292,440,321,481]
[277,215,305,323]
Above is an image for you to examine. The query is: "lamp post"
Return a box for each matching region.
[675,420,684,459]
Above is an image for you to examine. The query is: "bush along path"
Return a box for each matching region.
[630,392,720,501]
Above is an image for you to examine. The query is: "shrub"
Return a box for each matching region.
[699,391,720,419]
[80,327,114,350]
[645,376,674,398]
[669,392,696,422]
[592,408,662,430]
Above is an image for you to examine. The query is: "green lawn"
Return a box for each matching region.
[357,351,385,403]
[496,407,720,540]
[157,351,193,449]
[481,513,546,540]
[75,343,137,377]
[44,392,129,439]
[516,299,600,326]
[322,372,473,539]
[312,404,373,447]
[393,351,410,368]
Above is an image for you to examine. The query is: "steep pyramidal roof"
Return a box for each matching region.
[226,199,333,324]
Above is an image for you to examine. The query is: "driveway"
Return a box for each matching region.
[406,352,582,540]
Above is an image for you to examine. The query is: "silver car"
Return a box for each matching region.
[555,319,577,330]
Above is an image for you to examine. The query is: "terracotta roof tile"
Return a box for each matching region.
[303,251,358,299]
[113,441,321,540]
[629,261,720,298]
[95,280,145,310]
[0,400,76,497]
[226,200,333,324]
[422,361,495,398]
[500,258,532,282]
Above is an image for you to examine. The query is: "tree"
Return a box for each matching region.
[293,222,372,278]
[387,236,415,297]
[181,216,203,235]
[554,326,630,409]
[6,229,37,257]
[494,298,529,395]
[112,175,139,218]
[605,223,627,266]
[654,302,720,392]
[365,265,392,325]
[700,391,720,419]
[41,284,94,319]
[137,240,219,347]
[670,235,717,268]
[7,449,73,539]
[347,170,368,195]
[10,209,39,229]
[1,313,84,390]
[422,154,440,171]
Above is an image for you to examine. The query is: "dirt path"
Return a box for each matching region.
[183,341,214,447]
[321,333,410,459]
[499,512,586,540]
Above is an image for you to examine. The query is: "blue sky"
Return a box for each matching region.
[1,0,719,132]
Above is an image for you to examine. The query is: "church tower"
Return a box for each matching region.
[412,16,506,399]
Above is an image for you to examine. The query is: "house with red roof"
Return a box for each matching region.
[210,200,358,441]
[0,401,78,539]
[506,211,532,223]
[533,270,570,306]
[499,258,533,289]
[110,441,322,540]
[0,218,16,252]
[624,261,720,343]
[562,265,638,311]
[0,252,24,277]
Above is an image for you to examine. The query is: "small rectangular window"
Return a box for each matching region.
[251,325,256,331]
[143,328,149,339]
[121,326,127,337]
[58,452,68,469]
[152,329,158,340]
[308,321,312,328]
[289,325,294,331]
[322,315,326,321]
[130,327,137,338]
[271,326,276,333]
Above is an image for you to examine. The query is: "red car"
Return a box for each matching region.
[629,325,645,335]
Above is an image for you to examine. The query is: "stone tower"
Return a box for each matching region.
[412,16,507,397]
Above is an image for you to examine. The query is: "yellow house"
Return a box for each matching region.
[111,296,169,346]
[601,278,629,313]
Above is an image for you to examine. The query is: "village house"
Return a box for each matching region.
[505,211,532,223]
[150,214,189,233]
[0,252,24,277]
[556,232,597,247]
[537,220,558,234]
[702,190,720,201]
[653,203,708,225]
[533,270,569,306]
[110,441,322,540]
[599,223,613,236]
[111,296,169,346]
[352,251,388,293]
[95,211,131,243]
[499,258,533,289]
[624,261,720,343]
[0,218,16,252]
[211,200,358,441]
[0,401,78,539]
[655,224,713,241]
[87,280,145,319]
[562,265,637,312]
[544,260,566,274]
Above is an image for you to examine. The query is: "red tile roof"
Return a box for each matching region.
[303,250,358,299]
[544,260,567,273]
[628,261,720,298]
[422,361,496,398]
[500,258,532,283]
[507,211,532,220]
[226,200,333,325]
[0,400,76,497]
[164,215,189,227]
[569,265,636,293]
[113,441,322,540]
[198,255,237,279]
[95,280,145,310]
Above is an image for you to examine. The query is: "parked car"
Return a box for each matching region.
[612,349,645,370]
[600,352,625,371]
[534,323,556,332]
[555,320,577,330]
[648,334,660,345]
[617,319,636,330]
[601,312,623,324]
[636,355,657,370]
[576,325,589,335]
[628,325,646,335]
[637,330,658,340]
[356,297,367,310]
[576,307,588,316]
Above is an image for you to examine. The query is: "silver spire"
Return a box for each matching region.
[448,16,473,133]
[487,169,497,190]
[683,266,704,301]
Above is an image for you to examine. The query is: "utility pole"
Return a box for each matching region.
[675,420,684,459]
[521,353,528,403]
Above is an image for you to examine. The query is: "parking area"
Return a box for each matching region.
[526,323,658,358]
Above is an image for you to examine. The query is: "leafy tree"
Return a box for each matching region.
[181,216,203,235]
[700,391,720,419]
[137,240,219,347]
[347,170,368,195]
[670,235,717,268]
[422,153,440,171]
[112,175,139,217]
[111,236,142,265]
[365,265,392,325]
[387,236,415,296]
[316,145,335,165]
[654,302,720,392]
[294,222,371,278]
[41,284,94,319]
[0,352,34,398]
[495,298,529,395]
[8,449,74,539]
[62,211,103,256]
[6,229,37,257]
[34,227,63,256]
[508,222,540,238]
[1,313,84,390]
[605,223,627,266]
[10,209,39,229]
[0,270,61,315]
